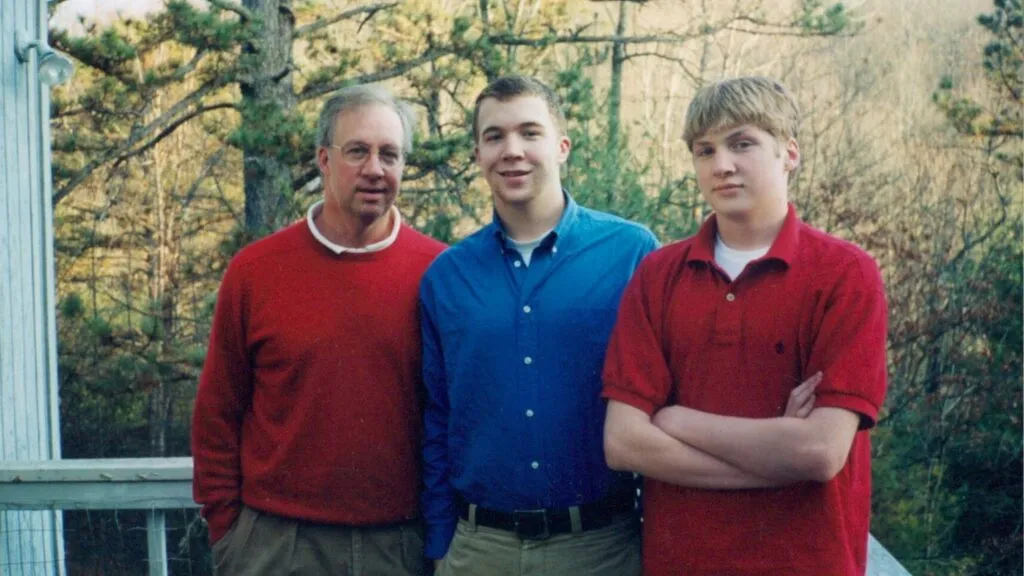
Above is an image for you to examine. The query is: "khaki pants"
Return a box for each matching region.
[213,505,425,576]
[436,515,641,576]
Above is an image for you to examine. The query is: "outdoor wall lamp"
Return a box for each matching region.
[14,29,74,86]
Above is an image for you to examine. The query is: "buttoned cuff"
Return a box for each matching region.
[424,519,458,559]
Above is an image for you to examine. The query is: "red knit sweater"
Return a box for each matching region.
[192,220,446,543]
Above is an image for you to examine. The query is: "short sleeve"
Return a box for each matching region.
[601,257,675,415]
[808,255,889,429]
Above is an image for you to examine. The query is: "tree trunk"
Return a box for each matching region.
[607,0,628,157]
[241,0,296,237]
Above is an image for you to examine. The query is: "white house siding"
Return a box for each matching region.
[0,0,65,573]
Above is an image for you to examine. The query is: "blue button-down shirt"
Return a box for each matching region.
[419,193,659,558]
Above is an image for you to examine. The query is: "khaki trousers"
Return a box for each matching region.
[213,505,425,576]
[436,514,641,576]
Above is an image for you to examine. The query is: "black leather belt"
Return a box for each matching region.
[456,492,635,540]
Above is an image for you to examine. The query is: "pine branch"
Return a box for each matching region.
[207,0,254,21]
[53,74,235,205]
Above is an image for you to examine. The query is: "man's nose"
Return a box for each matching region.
[361,152,385,177]
[502,135,525,159]
[712,152,735,177]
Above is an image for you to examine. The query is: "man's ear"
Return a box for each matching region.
[317,146,331,175]
[784,138,800,173]
[558,134,572,164]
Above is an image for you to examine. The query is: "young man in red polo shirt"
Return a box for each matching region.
[601,76,888,576]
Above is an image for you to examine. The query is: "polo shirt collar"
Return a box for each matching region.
[490,190,580,251]
[687,202,801,267]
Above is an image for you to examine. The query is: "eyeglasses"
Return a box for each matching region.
[329,144,404,168]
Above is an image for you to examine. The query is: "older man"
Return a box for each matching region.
[192,85,445,575]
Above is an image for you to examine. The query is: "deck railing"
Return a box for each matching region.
[0,458,912,576]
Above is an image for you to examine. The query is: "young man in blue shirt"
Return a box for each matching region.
[419,75,658,575]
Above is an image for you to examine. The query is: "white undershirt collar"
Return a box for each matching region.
[306,200,401,254]
[507,229,552,267]
[714,234,770,281]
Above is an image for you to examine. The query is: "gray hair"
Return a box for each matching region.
[315,84,417,155]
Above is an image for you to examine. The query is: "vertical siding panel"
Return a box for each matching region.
[13,0,31,570]
[0,0,12,466]
[0,0,13,568]
[1,0,64,572]
[38,0,66,570]
[12,0,28,468]
[1,9,17,572]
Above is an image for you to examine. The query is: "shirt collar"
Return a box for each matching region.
[306,200,401,254]
[687,202,800,267]
[490,190,580,251]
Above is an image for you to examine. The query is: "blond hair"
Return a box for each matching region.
[683,77,800,152]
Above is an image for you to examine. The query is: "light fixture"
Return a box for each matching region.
[15,29,75,86]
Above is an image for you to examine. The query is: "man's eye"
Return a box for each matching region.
[696,148,713,157]
[345,147,369,159]
[524,130,541,138]
[382,152,400,164]
[733,140,753,150]
[485,133,502,142]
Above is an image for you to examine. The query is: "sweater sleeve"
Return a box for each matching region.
[191,258,254,544]
[419,270,458,559]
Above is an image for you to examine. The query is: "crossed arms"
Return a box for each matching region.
[603,376,861,490]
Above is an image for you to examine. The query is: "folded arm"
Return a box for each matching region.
[652,272,888,485]
[604,400,784,489]
[653,404,860,484]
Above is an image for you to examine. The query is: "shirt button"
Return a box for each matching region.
[726,293,736,302]
[523,356,533,365]
[525,409,534,418]
[523,305,532,314]
[531,461,540,470]
[551,246,558,254]
[513,260,522,268]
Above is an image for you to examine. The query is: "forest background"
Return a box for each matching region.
[42,0,1021,573]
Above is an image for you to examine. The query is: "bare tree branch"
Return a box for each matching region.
[293,2,399,38]
[108,103,238,175]
[292,166,321,193]
[621,50,702,84]
[180,146,229,208]
[297,47,456,101]
[54,75,236,205]
[725,25,852,38]
[486,32,701,46]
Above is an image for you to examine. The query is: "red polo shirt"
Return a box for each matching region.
[602,205,887,576]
